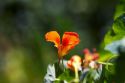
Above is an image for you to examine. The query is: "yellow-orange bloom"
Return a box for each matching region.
[67,55,82,70]
[45,31,80,60]
[67,55,81,82]
[83,48,99,62]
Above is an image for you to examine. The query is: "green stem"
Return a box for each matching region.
[98,61,114,66]
[107,55,118,62]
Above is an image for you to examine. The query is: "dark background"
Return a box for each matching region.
[0,0,117,83]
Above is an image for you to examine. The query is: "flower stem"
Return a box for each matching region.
[98,61,113,66]
[74,64,79,83]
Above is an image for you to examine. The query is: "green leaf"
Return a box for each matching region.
[55,69,75,83]
[104,13,125,46]
[114,1,125,20]
[104,65,115,82]
[98,50,116,62]
[103,0,125,47]
[113,13,125,34]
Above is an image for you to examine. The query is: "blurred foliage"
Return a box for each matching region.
[0,0,118,83]
[103,0,125,82]
[104,13,125,46]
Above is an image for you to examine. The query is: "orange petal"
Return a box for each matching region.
[83,49,99,62]
[67,60,72,69]
[83,48,90,54]
[83,49,92,61]
[45,31,60,48]
[92,53,99,60]
[61,32,80,54]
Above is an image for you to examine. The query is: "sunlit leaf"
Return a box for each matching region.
[104,13,125,46]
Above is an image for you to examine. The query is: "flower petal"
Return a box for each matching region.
[45,31,60,48]
[61,32,80,54]
[62,32,80,46]
[67,55,82,70]
[83,48,99,62]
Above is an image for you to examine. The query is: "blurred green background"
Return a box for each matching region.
[0,0,117,83]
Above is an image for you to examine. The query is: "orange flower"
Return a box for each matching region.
[83,48,99,68]
[45,31,80,60]
[83,48,99,62]
[67,55,82,70]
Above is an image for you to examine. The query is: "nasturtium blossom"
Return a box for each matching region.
[83,48,99,68]
[45,31,80,60]
[67,55,82,70]
[83,48,99,62]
